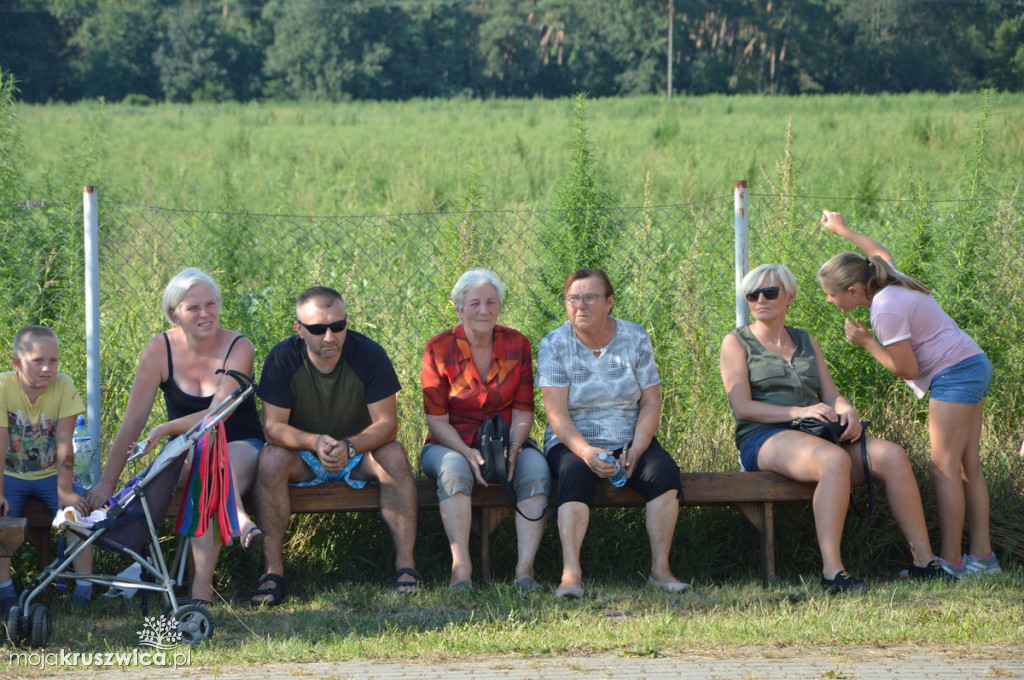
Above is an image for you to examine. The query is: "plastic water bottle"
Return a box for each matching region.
[598,452,627,487]
[73,415,92,486]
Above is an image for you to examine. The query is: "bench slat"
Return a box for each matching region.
[20,471,815,584]
[286,471,814,512]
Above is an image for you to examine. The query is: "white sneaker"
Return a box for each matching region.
[963,552,1002,576]
[935,556,966,579]
[103,563,143,598]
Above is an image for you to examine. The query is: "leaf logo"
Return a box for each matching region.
[136,615,184,650]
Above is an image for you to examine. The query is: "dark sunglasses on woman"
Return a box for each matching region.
[745,286,781,303]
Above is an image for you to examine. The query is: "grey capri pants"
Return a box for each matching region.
[420,441,551,501]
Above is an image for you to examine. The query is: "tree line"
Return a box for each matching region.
[1,0,1022,104]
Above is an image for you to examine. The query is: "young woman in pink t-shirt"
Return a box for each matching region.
[817,210,1000,579]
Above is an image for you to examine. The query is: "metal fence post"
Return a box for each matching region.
[83,185,101,485]
[733,180,749,328]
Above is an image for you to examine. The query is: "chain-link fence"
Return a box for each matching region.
[2,190,1023,482]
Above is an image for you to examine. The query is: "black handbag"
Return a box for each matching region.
[792,417,875,518]
[791,417,846,443]
[478,415,509,485]
[477,415,546,521]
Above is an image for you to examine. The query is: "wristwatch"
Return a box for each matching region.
[343,439,356,457]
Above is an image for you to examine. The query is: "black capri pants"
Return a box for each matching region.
[546,436,682,509]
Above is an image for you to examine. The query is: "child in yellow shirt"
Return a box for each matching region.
[1,326,93,614]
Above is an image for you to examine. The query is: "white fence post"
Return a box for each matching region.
[733,180,749,329]
[83,185,101,485]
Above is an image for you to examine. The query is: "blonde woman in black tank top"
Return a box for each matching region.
[86,268,265,604]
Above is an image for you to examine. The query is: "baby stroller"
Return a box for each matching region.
[5,369,256,648]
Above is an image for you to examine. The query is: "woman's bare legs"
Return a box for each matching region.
[513,494,547,583]
[646,490,687,586]
[929,399,991,562]
[190,440,262,601]
[758,430,851,580]
[438,491,473,585]
[556,501,589,593]
[855,437,935,566]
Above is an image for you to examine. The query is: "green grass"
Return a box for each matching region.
[13,93,1024,214]
[11,572,1022,668]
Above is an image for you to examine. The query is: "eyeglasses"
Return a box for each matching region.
[564,293,607,306]
[745,287,781,303]
[297,317,348,335]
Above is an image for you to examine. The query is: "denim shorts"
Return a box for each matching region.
[290,450,375,489]
[737,424,792,472]
[234,437,266,453]
[4,474,87,517]
[928,353,992,405]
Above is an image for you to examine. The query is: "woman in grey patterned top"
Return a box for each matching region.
[537,269,690,599]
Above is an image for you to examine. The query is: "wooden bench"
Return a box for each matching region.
[0,517,27,558]
[19,471,813,584]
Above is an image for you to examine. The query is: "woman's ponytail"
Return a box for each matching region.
[819,252,930,297]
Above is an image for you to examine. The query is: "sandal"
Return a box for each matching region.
[247,573,286,607]
[392,567,422,594]
[241,525,265,553]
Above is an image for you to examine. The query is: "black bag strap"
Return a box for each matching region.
[848,421,875,518]
[499,450,547,522]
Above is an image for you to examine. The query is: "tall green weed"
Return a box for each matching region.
[0,69,22,213]
[534,93,619,330]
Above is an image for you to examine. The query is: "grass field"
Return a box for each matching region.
[7,573,1022,670]
[13,92,1024,215]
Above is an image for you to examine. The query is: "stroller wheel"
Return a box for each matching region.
[161,596,192,621]
[5,605,21,645]
[29,604,51,648]
[173,604,214,644]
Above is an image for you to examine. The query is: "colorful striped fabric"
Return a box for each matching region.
[174,422,239,544]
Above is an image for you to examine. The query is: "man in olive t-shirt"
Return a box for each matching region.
[250,286,420,603]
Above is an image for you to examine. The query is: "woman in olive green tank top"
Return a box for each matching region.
[719,264,946,594]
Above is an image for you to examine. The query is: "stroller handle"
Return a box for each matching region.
[216,368,256,398]
[109,370,256,518]
[122,371,254,466]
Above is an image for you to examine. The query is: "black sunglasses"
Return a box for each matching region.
[745,286,781,303]
[297,317,348,335]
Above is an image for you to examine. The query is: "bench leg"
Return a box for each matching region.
[25,526,53,569]
[470,507,512,582]
[736,501,776,585]
[470,507,492,581]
